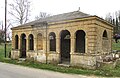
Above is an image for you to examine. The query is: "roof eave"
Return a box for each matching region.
[93,15,114,27]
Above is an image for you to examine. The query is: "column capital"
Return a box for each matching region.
[34,37,37,39]
[56,37,60,39]
[70,36,76,39]
[56,37,60,53]
[70,36,75,54]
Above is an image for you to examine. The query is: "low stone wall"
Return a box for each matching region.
[13,50,120,69]
[27,50,37,58]
[26,50,46,63]
[27,51,60,64]
[47,52,60,64]
[97,61,116,69]
[11,50,98,69]
[71,54,97,69]
[11,50,20,59]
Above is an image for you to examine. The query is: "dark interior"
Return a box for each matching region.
[60,30,70,63]
[75,30,85,53]
[29,34,34,50]
[20,34,26,58]
[49,32,56,51]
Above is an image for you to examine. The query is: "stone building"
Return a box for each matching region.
[11,11,113,69]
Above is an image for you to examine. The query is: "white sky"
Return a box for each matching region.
[0,0,120,23]
[0,0,119,40]
[31,0,120,19]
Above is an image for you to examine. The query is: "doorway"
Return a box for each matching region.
[60,30,70,64]
[20,34,26,58]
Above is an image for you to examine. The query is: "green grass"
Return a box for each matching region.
[0,43,11,58]
[112,42,120,50]
[0,58,120,77]
[0,43,120,77]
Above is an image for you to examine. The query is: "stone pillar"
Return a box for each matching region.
[26,36,28,51]
[43,36,46,53]
[43,33,49,52]
[56,37,60,53]
[70,36,75,54]
[18,36,21,50]
[56,36,60,63]
[12,32,14,49]
[85,36,88,54]
[47,36,50,52]
[34,36,37,51]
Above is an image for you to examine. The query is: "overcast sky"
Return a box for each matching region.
[0,0,120,22]
[31,0,120,19]
[0,0,119,39]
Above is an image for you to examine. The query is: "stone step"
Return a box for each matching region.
[18,58,26,61]
[58,64,70,67]
[17,58,26,63]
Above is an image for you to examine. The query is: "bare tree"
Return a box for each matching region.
[105,13,113,23]
[0,21,4,44]
[9,0,31,25]
[105,10,120,34]
[35,12,51,20]
[0,20,13,42]
[0,21,4,30]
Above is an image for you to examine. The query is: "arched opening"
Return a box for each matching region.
[28,34,34,50]
[49,32,56,51]
[60,30,70,63]
[102,30,108,51]
[15,35,19,49]
[103,30,107,38]
[75,30,86,53]
[20,33,26,58]
[37,33,43,50]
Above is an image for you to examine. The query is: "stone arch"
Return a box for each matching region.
[103,30,108,38]
[49,32,56,51]
[20,33,26,58]
[28,34,34,50]
[37,33,43,50]
[60,30,71,63]
[15,35,19,49]
[75,30,86,53]
[102,30,109,51]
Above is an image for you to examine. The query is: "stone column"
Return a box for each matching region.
[70,36,75,54]
[43,35,49,50]
[18,36,21,50]
[43,36,46,53]
[85,36,88,54]
[56,37,60,53]
[47,36,50,52]
[12,33,14,49]
[26,36,28,51]
[56,36,60,63]
[34,36,37,51]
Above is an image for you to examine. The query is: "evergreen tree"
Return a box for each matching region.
[116,17,119,33]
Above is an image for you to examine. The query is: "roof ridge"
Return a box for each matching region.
[38,11,90,19]
[12,11,91,27]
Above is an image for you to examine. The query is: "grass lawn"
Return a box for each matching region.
[112,42,120,50]
[0,43,120,77]
[0,43,11,58]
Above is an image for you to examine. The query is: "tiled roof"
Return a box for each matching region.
[18,11,91,27]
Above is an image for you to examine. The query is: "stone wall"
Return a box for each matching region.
[11,16,113,69]
[11,50,20,59]
[95,20,113,54]
[71,54,97,69]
